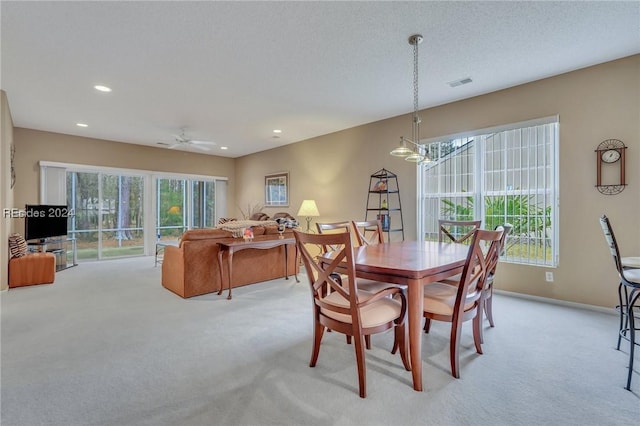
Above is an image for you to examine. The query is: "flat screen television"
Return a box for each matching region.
[24,204,70,241]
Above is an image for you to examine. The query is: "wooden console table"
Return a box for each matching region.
[217,235,299,300]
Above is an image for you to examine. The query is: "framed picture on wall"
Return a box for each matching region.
[265,172,289,207]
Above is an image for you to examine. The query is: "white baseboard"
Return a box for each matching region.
[494,289,617,316]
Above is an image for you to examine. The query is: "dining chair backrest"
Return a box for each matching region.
[458,228,504,301]
[296,229,358,303]
[491,223,512,271]
[316,221,351,253]
[352,220,384,246]
[439,219,482,244]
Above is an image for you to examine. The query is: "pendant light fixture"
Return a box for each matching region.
[390,34,430,163]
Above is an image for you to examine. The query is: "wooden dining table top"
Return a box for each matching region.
[346,240,470,282]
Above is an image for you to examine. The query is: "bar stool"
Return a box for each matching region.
[599,215,639,391]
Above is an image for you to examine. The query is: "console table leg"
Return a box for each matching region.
[284,245,289,280]
[227,251,234,300]
[217,250,225,296]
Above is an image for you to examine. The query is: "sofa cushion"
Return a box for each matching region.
[8,233,28,258]
[180,228,232,244]
[215,220,279,237]
[249,212,270,221]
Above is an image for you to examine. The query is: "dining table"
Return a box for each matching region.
[321,240,470,391]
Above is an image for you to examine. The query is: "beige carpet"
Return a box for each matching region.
[1,256,638,425]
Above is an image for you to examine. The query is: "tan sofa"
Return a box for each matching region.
[161,225,298,298]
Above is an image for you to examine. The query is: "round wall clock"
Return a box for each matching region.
[595,139,626,195]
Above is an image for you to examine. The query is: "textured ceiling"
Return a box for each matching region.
[2,1,639,157]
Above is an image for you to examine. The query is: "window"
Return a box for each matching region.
[41,161,227,262]
[419,117,559,267]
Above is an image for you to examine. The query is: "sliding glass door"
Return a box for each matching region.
[67,171,144,260]
[100,174,144,257]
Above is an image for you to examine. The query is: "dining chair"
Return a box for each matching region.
[599,215,640,391]
[293,229,410,398]
[438,219,482,244]
[423,227,504,378]
[437,223,511,336]
[316,220,399,349]
[352,220,384,246]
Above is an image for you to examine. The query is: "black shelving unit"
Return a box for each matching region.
[365,168,404,241]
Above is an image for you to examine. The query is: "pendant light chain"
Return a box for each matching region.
[412,36,420,144]
[390,34,428,162]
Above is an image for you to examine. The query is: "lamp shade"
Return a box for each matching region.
[297,200,320,217]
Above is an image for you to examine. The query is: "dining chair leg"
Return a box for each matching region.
[477,299,486,345]
[473,314,483,354]
[392,321,411,371]
[423,318,431,333]
[353,333,367,398]
[310,322,325,367]
[450,319,463,379]
[485,292,495,328]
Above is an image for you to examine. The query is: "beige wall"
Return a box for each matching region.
[11,128,236,252]
[1,90,15,290]
[5,55,639,306]
[236,55,640,308]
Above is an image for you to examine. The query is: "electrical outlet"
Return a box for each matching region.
[545,271,554,282]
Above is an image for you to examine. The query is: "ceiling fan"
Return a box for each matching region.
[160,128,216,151]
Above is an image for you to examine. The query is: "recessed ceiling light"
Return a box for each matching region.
[94,85,112,92]
[273,129,282,134]
[220,146,228,150]
[76,123,88,127]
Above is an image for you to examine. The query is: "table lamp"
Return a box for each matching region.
[297,200,320,232]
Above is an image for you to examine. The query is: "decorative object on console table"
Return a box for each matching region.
[265,172,289,207]
[297,200,320,232]
[365,169,404,240]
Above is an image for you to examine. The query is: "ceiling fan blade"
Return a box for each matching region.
[172,134,188,143]
[190,143,213,151]
[189,140,216,146]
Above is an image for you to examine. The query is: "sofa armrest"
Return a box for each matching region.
[161,245,185,297]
